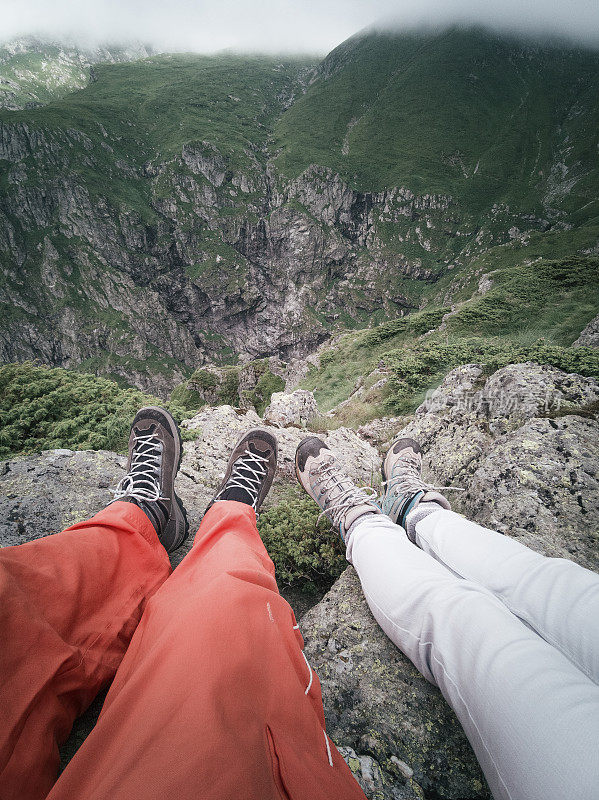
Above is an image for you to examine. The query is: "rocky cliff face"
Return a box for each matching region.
[3,33,588,394]
[2,363,596,797]
[0,115,478,392]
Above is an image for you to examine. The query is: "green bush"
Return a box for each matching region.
[384,337,599,413]
[243,367,285,415]
[0,362,163,458]
[258,490,346,595]
[193,369,219,390]
[169,380,206,411]
[218,369,241,406]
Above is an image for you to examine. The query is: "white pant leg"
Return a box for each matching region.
[346,514,599,800]
[413,508,599,683]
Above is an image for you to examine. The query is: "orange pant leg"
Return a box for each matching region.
[47,500,366,800]
[0,501,171,800]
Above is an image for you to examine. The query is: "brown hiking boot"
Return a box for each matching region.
[110,406,189,553]
[206,429,278,514]
[295,436,381,541]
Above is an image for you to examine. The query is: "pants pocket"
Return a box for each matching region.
[266,725,293,800]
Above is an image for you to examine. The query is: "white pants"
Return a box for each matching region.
[346,509,599,800]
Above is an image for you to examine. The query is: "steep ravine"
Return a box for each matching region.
[0,119,481,393]
[4,30,596,393]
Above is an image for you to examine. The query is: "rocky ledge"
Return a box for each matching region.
[0,363,597,797]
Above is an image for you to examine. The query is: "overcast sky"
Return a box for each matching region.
[3,0,599,54]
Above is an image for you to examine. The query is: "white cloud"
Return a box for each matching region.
[2,0,598,54]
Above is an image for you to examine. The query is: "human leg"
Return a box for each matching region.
[0,501,171,800]
[410,506,599,683]
[47,430,366,800]
[346,513,599,800]
[0,406,187,800]
[296,436,599,800]
[383,436,599,683]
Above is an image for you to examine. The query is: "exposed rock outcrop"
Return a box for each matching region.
[573,313,599,347]
[263,389,318,427]
[0,102,518,392]
[397,362,599,569]
[1,362,597,796]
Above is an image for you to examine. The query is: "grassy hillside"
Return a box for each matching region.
[303,255,599,419]
[275,27,599,219]
[0,53,312,217]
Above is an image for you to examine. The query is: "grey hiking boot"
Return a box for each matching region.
[206,429,278,514]
[295,436,381,541]
[381,438,451,530]
[110,406,189,553]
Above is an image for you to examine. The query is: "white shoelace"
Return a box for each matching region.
[215,450,270,509]
[112,432,167,503]
[311,458,378,528]
[381,450,463,498]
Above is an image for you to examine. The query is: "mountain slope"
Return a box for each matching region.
[276,27,599,213]
[0,28,598,394]
[0,37,153,110]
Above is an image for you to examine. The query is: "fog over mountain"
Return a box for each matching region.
[3,0,599,54]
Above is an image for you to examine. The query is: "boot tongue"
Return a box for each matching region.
[221,444,266,506]
[222,485,255,505]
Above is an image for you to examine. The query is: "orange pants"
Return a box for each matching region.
[0,500,366,800]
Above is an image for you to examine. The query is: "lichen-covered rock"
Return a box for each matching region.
[0,449,127,548]
[399,362,599,569]
[357,416,409,452]
[263,389,318,427]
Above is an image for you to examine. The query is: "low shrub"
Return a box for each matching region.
[257,490,346,595]
[0,362,164,458]
[243,368,285,415]
[384,337,599,412]
[364,307,450,346]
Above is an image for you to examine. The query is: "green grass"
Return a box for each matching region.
[303,255,599,417]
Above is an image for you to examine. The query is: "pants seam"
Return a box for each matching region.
[361,584,514,800]
[415,528,597,684]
